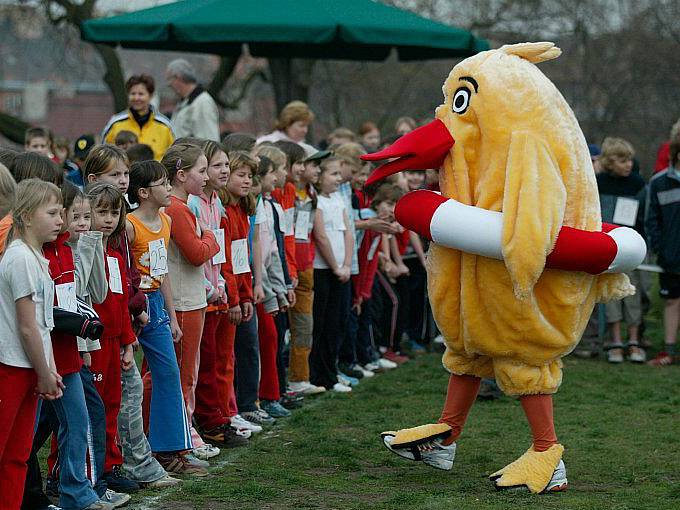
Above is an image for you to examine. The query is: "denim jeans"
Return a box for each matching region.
[80,365,107,497]
[234,313,260,413]
[138,290,192,453]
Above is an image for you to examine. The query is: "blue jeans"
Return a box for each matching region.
[138,290,192,452]
[234,313,260,413]
[80,365,107,497]
[48,372,100,510]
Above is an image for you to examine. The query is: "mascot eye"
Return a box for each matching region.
[452,87,471,114]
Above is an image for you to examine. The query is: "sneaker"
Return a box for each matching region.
[84,501,115,510]
[99,489,130,508]
[242,410,276,426]
[377,358,398,370]
[607,347,624,364]
[382,434,456,471]
[104,465,140,493]
[280,391,304,409]
[364,361,381,372]
[383,349,410,364]
[184,453,210,468]
[648,352,674,366]
[332,382,352,393]
[201,424,249,448]
[351,363,375,378]
[231,414,263,433]
[407,340,427,355]
[433,334,445,345]
[261,399,292,418]
[338,363,364,379]
[543,460,568,493]
[337,373,359,387]
[628,345,646,363]
[141,474,182,489]
[154,452,208,477]
[45,475,59,498]
[288,380,326,395]
[192,443,220,460]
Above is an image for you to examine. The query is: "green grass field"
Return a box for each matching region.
[131,334,680,509]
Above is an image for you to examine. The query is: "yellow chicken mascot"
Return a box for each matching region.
[362,42,639,494]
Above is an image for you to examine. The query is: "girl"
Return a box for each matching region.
[253,155,290,418]
[127,159,204,476]
[287,153,326,396]
[310,156,354,393]
[189,141,249,448]
[86,183,138,486]
[0,179,62,509]
[161,143,221,455]
[85,145,175,490]
[217,152,266,432]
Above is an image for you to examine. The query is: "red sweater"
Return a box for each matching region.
[223,203,253,305]
[110,231,146,318]
[43,232,82,375]
[94,247,136,345]
[352,230,382,304]
[166,195,219,267]
[272,182,298,280]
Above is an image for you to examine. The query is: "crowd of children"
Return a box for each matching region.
[0,103,436,510]
[2,97,678,508]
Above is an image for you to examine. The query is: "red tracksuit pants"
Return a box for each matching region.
[257,304,280,401]
[214,316,237,417]
[194,311,230,431]
[0,363,38,509]
[90,336,123,472]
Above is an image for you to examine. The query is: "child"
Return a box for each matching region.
[287,150,327,396]
[253,155,291,418]
[0,179,62,509]
[126,143,155,165]
[597,137,646,363]
[189,141,249,448]
[646,139,680,366]
[127,160,203,476]
[161,143,224,455]
[115,130,139,151]
[86,183,140,486]
[310,156,354,392]
[85,145,175,490]
[24,127,52,157]
[216,151,263,434]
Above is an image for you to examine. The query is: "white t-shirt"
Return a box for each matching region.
[314,194,347,269]
[0,240,54,368]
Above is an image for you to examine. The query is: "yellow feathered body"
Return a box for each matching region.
[429,43,633,395]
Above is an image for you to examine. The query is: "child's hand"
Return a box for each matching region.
[218,286,228,305]
[170,317,183,343]
[241,302,254,322]
[287,289,296,308]
[253,284,265,304]
[82,352,92,368]
[37,372,62,400]
[121,345,135,371]
[135,311,149,328]
[228,305,242,325]
[334,265,350,283]
[292,277,299,289]
[396,262,410,277]
[367,218,399,234]
[352,300,362,315]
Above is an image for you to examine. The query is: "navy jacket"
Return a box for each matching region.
[645,168,680,273]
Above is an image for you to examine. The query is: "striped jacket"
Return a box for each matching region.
[101,106,175,160]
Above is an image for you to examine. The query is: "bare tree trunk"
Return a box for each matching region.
[268,58,315,112]
[207,56,240,107]
[0,111,30,145]
[90,43,128,112]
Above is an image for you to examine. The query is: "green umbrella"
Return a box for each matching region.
[82,0,489,60]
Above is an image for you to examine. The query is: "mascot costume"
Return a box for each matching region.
[362,42,646,494]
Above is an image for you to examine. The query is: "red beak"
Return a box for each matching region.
[362,119,454,186]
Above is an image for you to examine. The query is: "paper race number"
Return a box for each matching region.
[148,238,169,277]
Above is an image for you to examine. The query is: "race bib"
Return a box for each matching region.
[212,228,227,265]
[55,281,77,312]
[284,208,295,236]
[612,197,639,227]
[231,238,250,275]
[273,203,287,233]
[295,211,310,240]
[148,238,168,277]
[107,256,123,294]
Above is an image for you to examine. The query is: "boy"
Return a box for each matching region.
[597,137,646,363]
[24,127,51,157]
[646,139,680,366]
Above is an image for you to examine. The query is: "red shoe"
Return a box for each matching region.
[647,352,674,366]
[384,349,410,365]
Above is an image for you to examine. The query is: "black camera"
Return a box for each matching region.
[53,298,104,341]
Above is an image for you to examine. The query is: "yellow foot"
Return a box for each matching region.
[380,423,452,449]
[489,444,566,494]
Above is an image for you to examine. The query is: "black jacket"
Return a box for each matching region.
[645,168,680,272]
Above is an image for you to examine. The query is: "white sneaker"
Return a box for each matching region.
[377,358,397,370]
[332,382,352,393]
[433,334,445,345]
[364,362,380,372]
[352,364,375,378]
[628,345,646,363]
[543,460,568,492]
[289,381,326,395]
[99,489,130,508]
[193,443,220,460]
[383,434,456,471]
[231,414,263,433]
[607,347,624,363]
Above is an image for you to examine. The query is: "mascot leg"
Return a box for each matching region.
[490,394,567,493]
[381,374,480,470]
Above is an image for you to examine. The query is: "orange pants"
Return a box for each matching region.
[288,268,314,382]
[215,317,237,418]
[439,374,557,451]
